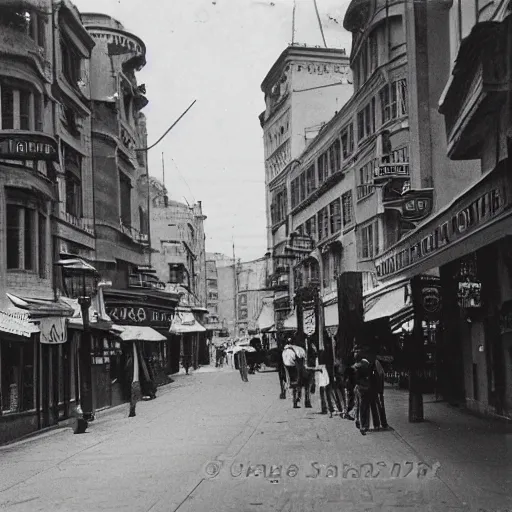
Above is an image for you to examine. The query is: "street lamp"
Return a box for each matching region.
[56,258,100,434]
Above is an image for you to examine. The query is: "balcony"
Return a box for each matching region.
[268,272,289,291]
[128,272,165,290]
[62,212,95,235]
[119,222,149,245]
[374,163,410,182]
[0,13,51,81]
[286,233,314,253]
[439,17,511,159]
[0,131,58,161]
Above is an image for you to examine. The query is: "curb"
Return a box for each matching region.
[0,424,66,450]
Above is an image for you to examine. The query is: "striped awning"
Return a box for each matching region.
[0,311,39,338]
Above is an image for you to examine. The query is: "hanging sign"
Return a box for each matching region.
[411,275,442,321]
[303,308,316,336]
[39,317,67,344]
[457,280,482,308]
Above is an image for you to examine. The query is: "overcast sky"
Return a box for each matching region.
[74,0,352,261]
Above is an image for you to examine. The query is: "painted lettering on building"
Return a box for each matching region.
[0,134,58,161]
[295,62,352,83]
[39,317,67,344]
[106,306,173,327]
[375,177,510,279]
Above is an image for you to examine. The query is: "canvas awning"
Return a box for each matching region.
[283,312,297,330]
[0,311,39,338]
[256,301,274,331]
[116,326,167,342]
[364,286,411,325]
[169,311,206,334]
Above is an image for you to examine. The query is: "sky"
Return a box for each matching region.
[74,0,353,261]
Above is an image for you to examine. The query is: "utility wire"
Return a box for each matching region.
[170,157,196,204]
[313,0,327,48]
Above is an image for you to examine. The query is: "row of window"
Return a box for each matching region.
[0,82,43,131]
[0,8,46,48]
[288,79,407,211]
[6,193,47,277]
[295,191,354,243]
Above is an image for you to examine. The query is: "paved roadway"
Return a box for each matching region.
[0,366,510,512]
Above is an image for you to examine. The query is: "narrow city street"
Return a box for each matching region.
[1,366,511,512]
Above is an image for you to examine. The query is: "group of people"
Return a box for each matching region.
[282,337,388,436]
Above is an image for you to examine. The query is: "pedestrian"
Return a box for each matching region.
[238,349,249,382]
[352,348,372,435]
[282,340,309,408]
[334,355,355,420]
[322,334,344,417]
[373,358,389,429]
[182,353,192,375]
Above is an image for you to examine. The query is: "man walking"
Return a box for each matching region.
[282,340,309,409]
[352,348,372,435]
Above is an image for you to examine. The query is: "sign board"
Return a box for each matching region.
[375,169,512,280]
[39,317,67,344]
[303,308,316,336]
[411,275,442,321]
[0,133,58,161]
[106,306,173,328]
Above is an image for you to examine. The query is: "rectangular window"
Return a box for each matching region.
[329,198,341,234]
[341,123,354,160]
[299,172,306,203]
[24,208,34,270]
[317,152,329,184]
[119,173,132,226]
[369,31,378,73]
[291,177,299,208]
[6,204,21,269]
[357,160,376,200]
[357,100,376,141]
[37,14,45,48]
[317,207,329,240]
[38,213,46,278]
[328,139,341,174]
[34,94,43,131]
[358,221,380,260]
[306,165,316,196]
[61,39,81,89]
[361,41,368,83]
[380,79,408,124]
[305,216,317,241]
[342,191,354,227]
[64,145,83,218]
[19,90,31,130]
[322,251,330,288]
[1,85,14,129]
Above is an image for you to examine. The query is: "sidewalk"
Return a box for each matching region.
[384,386,512,511]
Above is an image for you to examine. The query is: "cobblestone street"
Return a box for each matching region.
[1,367,511,512]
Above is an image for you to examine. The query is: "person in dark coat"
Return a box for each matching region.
[352,347,372,435]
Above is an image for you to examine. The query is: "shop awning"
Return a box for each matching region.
[283,312,297,330]
[116,326,167,342]
[0,311,39,338]
[256,301,274,331]
[169,311,206,334]
[364,287,410,324]
[324,303,339,328]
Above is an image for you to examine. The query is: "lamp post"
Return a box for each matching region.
[56,258,100,434]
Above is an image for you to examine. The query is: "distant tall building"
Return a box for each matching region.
[259,44,353,329]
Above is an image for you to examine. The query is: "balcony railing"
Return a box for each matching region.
[374,162,410,181]
[128,273,165,290]
[62,212,95,235]
[119,222,149,244]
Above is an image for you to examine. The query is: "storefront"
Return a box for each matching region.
[0,296,74,444]
[104,289,180,385]
[374,161,512,417]
[169,309,206,371]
